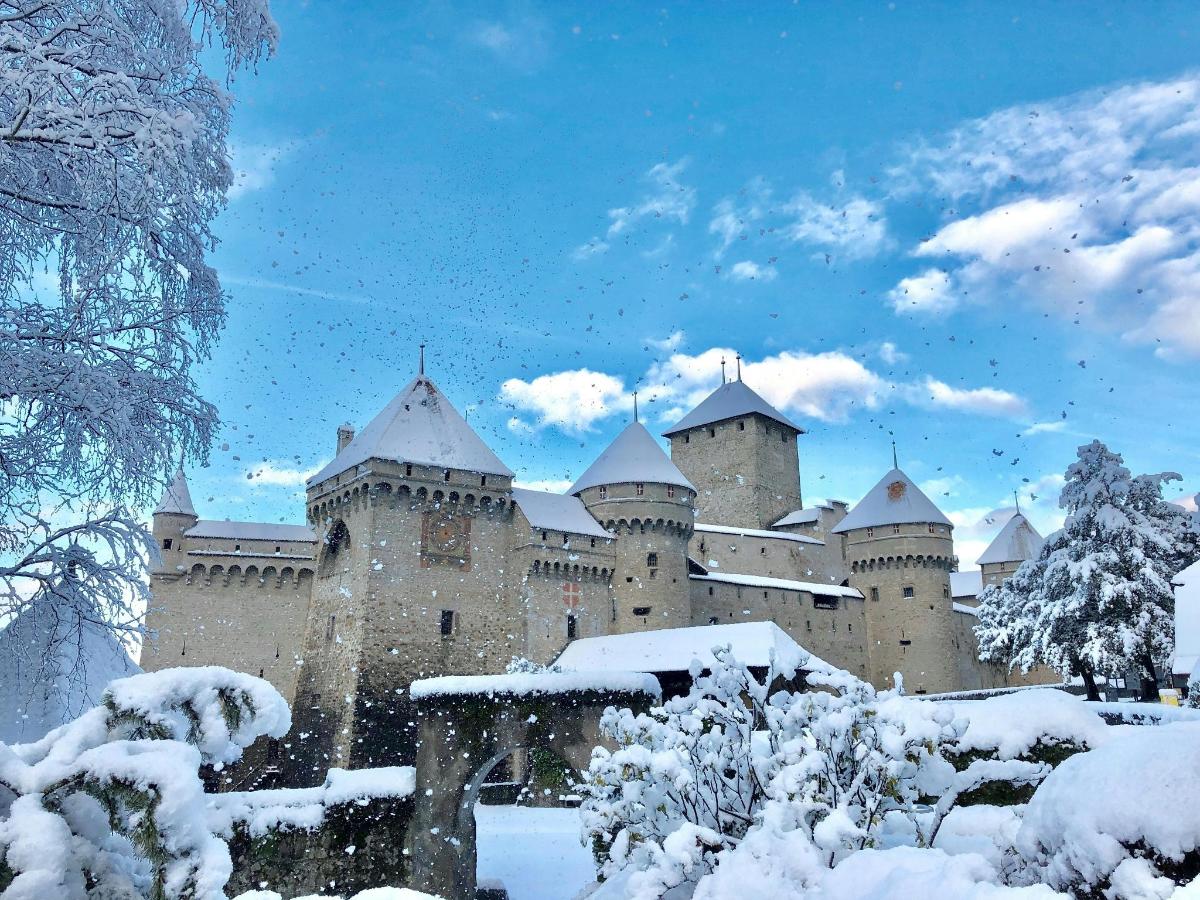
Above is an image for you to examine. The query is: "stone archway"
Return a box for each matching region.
[405,672,660,900]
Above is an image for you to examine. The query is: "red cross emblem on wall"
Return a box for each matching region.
[562,581,580,610]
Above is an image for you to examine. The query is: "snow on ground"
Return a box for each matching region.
[475,804,595,900]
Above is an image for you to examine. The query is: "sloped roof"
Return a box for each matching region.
[694,523,823,546]
[663,379,803,436]
[831,467,952,533]
[154,468,196,517]
[185,521,316,542]
[512,488,610,539]
[554,621,831,675]
[690,571,862,599]
[977,512,1044,565]
[569,422,694,494]
[773,507,821,527]
[309,376,513,484]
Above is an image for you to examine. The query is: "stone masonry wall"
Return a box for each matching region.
[690,528,831,582]
[668,414,801,530]
[690,580,870,680]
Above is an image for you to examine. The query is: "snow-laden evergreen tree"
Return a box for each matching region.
[976,441,1200,701]
[0,666,290,899]
[0,0,277,670]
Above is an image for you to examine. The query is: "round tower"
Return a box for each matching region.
[832,467,958,695]
[151,468,198,575]
[571,421,696,633]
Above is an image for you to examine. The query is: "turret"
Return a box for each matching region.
[571,421,696,633]
[977,509,1043,589]
[151,468,197,575]
[832,467,957,694]
[663,375,803,529]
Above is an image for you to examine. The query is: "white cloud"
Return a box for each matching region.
[887,269,956,315]
[228,140,298,199]
[707,180,772,258]
[513,478,574,494]
[647,330,686,352]
[728,260,777,282]
[890,74,1200,357]
[1172,492,1199,513]
[245,460,324,487]
[878,341,908,365]
[920,474,966,499]
[780,192,888,258]
[1023,421,1067,436]
[911,377,1028,418]
[574,159,696,259]
[499,369,631,433]
[467,16,550,70]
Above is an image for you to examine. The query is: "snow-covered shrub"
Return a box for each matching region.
[1014,722,1200,899]
[504,656,562,674]
[580,649,1042,897]
[1186,670,1200,710]
[940,690,1110,806]
[0,666,290,900]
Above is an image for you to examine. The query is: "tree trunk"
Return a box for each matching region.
[1137,649,1160,703]
[1073,657,1101,701]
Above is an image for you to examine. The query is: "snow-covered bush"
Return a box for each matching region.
[505,656,562,674]
[1186,670,1200,710]
[1014,722,1200,898]
[0,666,290,900]
[581,649,1050,898]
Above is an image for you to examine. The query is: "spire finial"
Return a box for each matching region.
[633,391,639,423]
[891,440,898,469]
[735,352,742,381]
[1014,489,1021,514]
[419,343,426,376]
[720,356,727,384]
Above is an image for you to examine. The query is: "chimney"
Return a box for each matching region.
[337,423,355,454]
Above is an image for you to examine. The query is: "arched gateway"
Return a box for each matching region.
[404,671,661,900]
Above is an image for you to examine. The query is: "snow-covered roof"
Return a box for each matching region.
[0,595,140,743]
[308,375,514,485]
[569,421,694,494]
[690,571,863,599]
[663,379,803,436]
[154,468,196,517]
[694,523,824,546]
[409,671,661,700]
[1173,560,1200,676]
[952,602,979,617]
[977,512,1044,565]
[772,507,821,527]
[185,521,316,542]
[512,488,609,539]
[831,467,952,533]
[951,570,983,599]
[554,621,831,675]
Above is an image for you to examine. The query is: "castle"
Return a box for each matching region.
[145,365,1050,782]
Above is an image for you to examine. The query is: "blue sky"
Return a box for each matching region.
[190,1,1200,567]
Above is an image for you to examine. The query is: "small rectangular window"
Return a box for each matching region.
[900,639,912,646]
[870,586,880,602]
[541,531,547,541]
[892,524,901,534]
[760,546,766,555]
[708,428,715,438]
[806,620,812,632]
[275,545,281,553]
[738,420,745,431]
[866,528,874,538]
[647,552,658,567]
[943,585,950,599]
[928,523,935,534]
[632,606,651,617]
[440,610,455,636]
[763,590,768,599]
[406,464,413,476]
[325,615,335,641]
[481,475,487,487]
[636,483,644,496]
[590,538,596,548]
[443,469,451,482]
[162,538,173,550]
[566,614,577,641]
[708,586,714,596]
[903,586,915,599]
[599,485,607,499]
[667,485,675,499]
[235,544,241,552]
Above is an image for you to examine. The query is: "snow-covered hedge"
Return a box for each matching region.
[0,666,290,900]
[234,889,441,900]
[1015,722,1200,898]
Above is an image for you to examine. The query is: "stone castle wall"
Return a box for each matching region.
[690,580,870,680]
[845,524,959,694]
[669,414,801,530]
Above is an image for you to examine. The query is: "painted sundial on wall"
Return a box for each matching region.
[420,510,472,571]
[887,480,907,501]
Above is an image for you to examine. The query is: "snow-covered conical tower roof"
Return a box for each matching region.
[977,512,1043,566]
[831,467,952,533]
[154,468,196,517]
[570,421,694,495]
[663,379,802,437]
[308,375,513,485]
